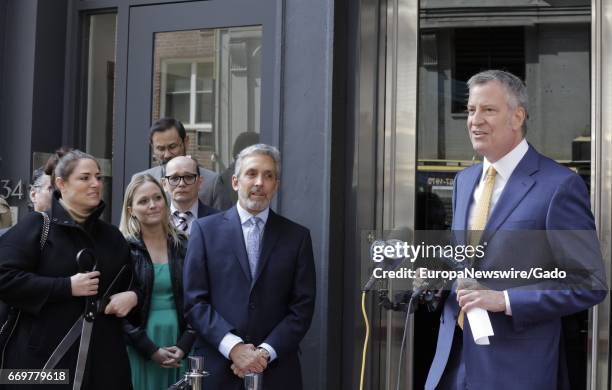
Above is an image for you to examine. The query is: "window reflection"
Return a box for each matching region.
[84,13,117,221]
[164,62,191,123]
[417,21,591,217]
[452,27,525,114]
[152,26,262,175]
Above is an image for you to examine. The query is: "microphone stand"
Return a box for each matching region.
[361,239,451,389]
[377,284,444,313]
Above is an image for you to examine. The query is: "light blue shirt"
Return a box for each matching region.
[236,201,269,247]
[218,202,277,362]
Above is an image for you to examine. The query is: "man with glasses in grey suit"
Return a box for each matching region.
[133,117,232,210]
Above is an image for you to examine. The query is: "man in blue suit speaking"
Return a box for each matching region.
[183,143,316,389]
[425,70,607,390]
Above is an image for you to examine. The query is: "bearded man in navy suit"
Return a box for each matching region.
[425,70,607,390]
[184,143,316,390]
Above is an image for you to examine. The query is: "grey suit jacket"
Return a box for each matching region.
[133,165,233,210]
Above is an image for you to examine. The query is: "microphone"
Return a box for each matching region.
[362,239,407,292]
[436,254,469,272]
[411,273,430,295]
[362,237,469,292]
[408,251,473,312]
[409,255,465,296]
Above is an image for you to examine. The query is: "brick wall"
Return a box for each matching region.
[151,30,216,170]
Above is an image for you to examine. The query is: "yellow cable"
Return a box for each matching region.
[359,291,370,390]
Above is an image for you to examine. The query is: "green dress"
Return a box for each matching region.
[128,263,186,390]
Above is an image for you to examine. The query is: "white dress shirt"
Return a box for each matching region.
[218,202,277,362]
[170,200,199,235]
[467,138,529,316]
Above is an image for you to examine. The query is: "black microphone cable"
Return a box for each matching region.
[395,282,427,390]
[359,238,409,390]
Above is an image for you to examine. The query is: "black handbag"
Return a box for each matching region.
[0,211,50,367]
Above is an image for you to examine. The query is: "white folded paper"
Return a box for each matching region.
[466,307,494,345]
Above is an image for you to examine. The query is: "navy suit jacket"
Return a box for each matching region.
[197,200,218,219]
[426,145,607,390]
[183,206,316,390]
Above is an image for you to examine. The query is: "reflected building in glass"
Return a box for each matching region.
[417,0,592,232]
[151,27,262,172]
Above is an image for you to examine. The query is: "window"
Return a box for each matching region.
[452,27,525,113]
[152,27,262,172]
[83,12,117,222]
[161,60,214,130]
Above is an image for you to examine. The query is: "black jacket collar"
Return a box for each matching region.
[126,233,187,251]
[50,190,106,228]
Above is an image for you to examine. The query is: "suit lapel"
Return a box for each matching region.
[482,146,539,241]
[197,201,203,218]
[253,209,281,287]
[225,207,252,284]
[197,201,209,218]
[149,165,163,179]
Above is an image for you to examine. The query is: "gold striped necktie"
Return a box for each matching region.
[458,166,497,330]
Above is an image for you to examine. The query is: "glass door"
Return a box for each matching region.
[414,1,592,388]
[372,0,611,389]
[123,0,280,191]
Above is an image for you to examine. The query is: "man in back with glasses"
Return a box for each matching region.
[133,117,233,210]
[163,156,218,234]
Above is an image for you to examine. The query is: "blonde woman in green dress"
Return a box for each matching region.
[120,174,196,389]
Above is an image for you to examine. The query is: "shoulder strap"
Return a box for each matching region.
[38,211,50,251]
[0,212,48,368]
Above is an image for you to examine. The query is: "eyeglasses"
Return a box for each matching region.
[32,185,53,193]
[165,174,198,186]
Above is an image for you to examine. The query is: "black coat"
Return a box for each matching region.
[123,235,195,358]
[0,195,138,390]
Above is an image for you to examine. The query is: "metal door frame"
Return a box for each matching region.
[380,0,418,389]
[121,0,282,221]
[376,0,612,389]
[589,1,612,388]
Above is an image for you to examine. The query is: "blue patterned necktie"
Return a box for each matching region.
[173,210,192,232]
[246,216,262,279]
